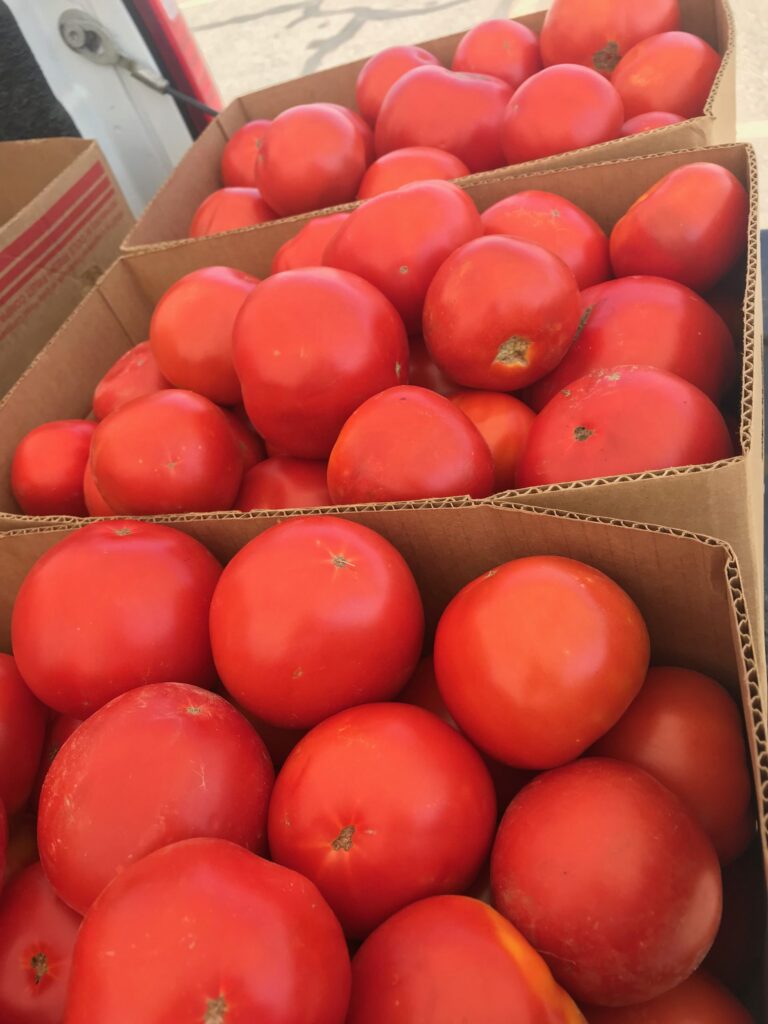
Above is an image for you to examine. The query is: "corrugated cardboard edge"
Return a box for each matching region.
[120,0,735,251]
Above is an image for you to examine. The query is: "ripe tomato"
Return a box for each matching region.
[82,461,115,517]
[0,655,45,814]
[526,276,736,410]
[434,555,648,767]
[268,703,496,938]
[91,390,243,514]
[539,0,680,74]
[481,190,611,289]
[0,862,81,1024]
[327,385,495,503]
[502,65,624,164]
[189,187,275,237]
[492,759,722,1006]
[408,337,459,396]
[11,520,221,717]
[609,163,749,292]
[612,32,720,119]
[375,66,513,172]
[620,110,685,135]
[92,341,169,420]
[271,213,349,274]
[221,407,266,471]
[256,104,369,217]
[39,683,274,913]
[357,147,470,199]
[452,19,541,89]
[705,842,766,991]
[355,45,439,125]
[348,895,586,1024]
[423,235,581,391]
[236,458,330,510]
[324,180,482,332]
[210,517,424,728]
[34,715,82,803]
[149,266,257,405]
[517,366,734,487]
[65,838,351,1024]
[591,667,753,864]
[220,119,271,187]
[233,267,408,459]
[449,391,535,492]
[11,420,95,517]
[584,971,752,1023]
[0,802,5,882]
[325,103,375,163]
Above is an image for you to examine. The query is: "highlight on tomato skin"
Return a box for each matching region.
[347,894,587,1024]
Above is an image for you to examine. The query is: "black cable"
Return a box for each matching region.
[161,85,219,118]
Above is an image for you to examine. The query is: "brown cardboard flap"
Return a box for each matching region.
[121,0,735,251]
[0,139,91,226]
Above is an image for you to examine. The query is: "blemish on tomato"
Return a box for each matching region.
[331,825,355,851]
[494,336,530,367]
[574,426,594,442]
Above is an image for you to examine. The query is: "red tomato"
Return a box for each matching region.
[375,66,513,172]
[348,895,586,1024]
[221,407,266,471]
[324,180,482,332]
[434,555,648,767]
[11,420,95,517]
[492,759,722,1006]
[584,971,752,1023]
[82,461,115,517]
[423,236,581,391]
[256,104,369,217]
[526,276,736,410]
[0,862,81,1024]
[449,391,535,492]
[3,813,37,885]
[452,19,541,89]
[210,517,424,728]
[481,190,611,289]
[92,341,169,420]
[236,457,330,510]
[91,390,243,514]
[517,366,734,488]
[540,0,680,74]
[620,110,685,135]
[609,163,749,292]
[270,213,349,274]
[612,32,720,119]
[408,336,459,396]
[355,45,439,125]
[0,803,5,883]
[149,266,258,405]
[327,385,495,503]
[705,842,766,991]
[11,520,221,717]
[0,655,45,814]
[65,838,351,1024]
[39,683,274,913]
[220,119,271,187]
[34,715,83,802]
[268,703,496,938]
[502,65,624,164]
[591,667,753,864]
[357,147,470,199]
[325,103,375,164]
[189,187,275,237]
[233,267,408,459]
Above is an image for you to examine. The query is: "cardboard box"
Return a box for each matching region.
[1,143,761,660]
[121,0,735,251]
[0,501,765,1009]
[0,139,134,397]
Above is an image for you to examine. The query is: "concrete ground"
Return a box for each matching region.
[181,0,768,218]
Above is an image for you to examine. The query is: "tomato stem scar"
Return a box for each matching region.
[331,825,355,851]
[494,336,530,366]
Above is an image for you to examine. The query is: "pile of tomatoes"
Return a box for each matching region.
[11,156,748,518]
[0,514,760,1021]
[191,0,722,237]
